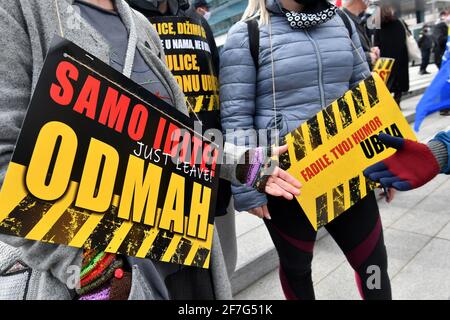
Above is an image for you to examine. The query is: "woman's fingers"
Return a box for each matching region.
[248,206,271,220]
[262,205,271,220]
[275,168,302,193]
[262,166,302,199]
[386,187,396,203]
[272,144,289,156]
[277,168,302,189]
[379,187,396,203]
[272,175,301,196]
[252,145,302,199]
[265,182,282,197]
[248,207,263,218]
[265,183,294,200]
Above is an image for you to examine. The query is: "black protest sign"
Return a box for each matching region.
[0,36,220,268]
[150,16,220,129]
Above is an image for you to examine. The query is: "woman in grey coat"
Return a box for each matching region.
[220,0,392,299]
[0,0,301,300]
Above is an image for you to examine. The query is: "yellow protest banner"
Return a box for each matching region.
[372,58,395,84]
[280,73,416,230]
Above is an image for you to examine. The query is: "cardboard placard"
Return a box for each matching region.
[0,37,220,268]
[280,73,416,230]
[150,16,220,129]
[373,57,395,84]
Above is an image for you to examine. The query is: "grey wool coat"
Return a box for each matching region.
[0,0,231,300]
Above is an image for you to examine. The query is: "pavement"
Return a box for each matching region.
[231,63,450,300]
[403,64,439,101]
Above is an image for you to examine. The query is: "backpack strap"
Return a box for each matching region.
[246,18,260,69]
[336,9,354,38]
[337,9,372,71]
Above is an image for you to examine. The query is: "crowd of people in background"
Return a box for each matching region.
[344,1,449,110]
[417,10,450,74]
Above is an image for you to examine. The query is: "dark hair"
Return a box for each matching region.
[440,10,448,17]
[194,0,209,9]
[380,5,396,23]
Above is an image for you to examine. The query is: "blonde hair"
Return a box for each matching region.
[241,0,270,25]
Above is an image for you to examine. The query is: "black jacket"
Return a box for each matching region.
[418,33,433,51]
[433,21,449,53]
[375,19,410,93]
[343,8,373,69]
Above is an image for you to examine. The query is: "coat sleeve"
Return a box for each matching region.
[0,2,82,286]
[346,17,371,88]
[0,2,31,184]
[219,21,267,211]
[429,131,450,175]
[438,24,449,48]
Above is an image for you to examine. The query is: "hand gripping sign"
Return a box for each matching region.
[0,37,221,268]
[372,58,395,84]
[279,73,416,230]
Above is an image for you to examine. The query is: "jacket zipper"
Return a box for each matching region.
[304,29,326,109]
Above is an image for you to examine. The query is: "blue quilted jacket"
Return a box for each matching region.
[220,0,370,211]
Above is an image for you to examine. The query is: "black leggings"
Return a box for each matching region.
[265,192,391,300]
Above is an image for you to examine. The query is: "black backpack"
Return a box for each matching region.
[246,9,354,69]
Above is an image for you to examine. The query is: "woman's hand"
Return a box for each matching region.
[379,187,396,203]
[240,145,302,220]
[236,145,302,200]
[248,205,271,220]
[264,145,302,200]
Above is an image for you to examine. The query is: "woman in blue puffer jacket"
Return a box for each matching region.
[220,0,392,299]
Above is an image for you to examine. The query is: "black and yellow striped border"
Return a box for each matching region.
[0,163,213,268]
[282,75,382,229]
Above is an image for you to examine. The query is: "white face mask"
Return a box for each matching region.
[203,11,211,21]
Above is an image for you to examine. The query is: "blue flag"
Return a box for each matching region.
[414,31,450,131]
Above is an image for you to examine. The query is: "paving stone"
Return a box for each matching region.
[391,238,450,300]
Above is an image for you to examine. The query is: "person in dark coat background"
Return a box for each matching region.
[418,25,433,75]
[432,10,450,116]
[375,4,409,107]
[193,0,211,20]
[433,10,449,70]
[343,0,380,70]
